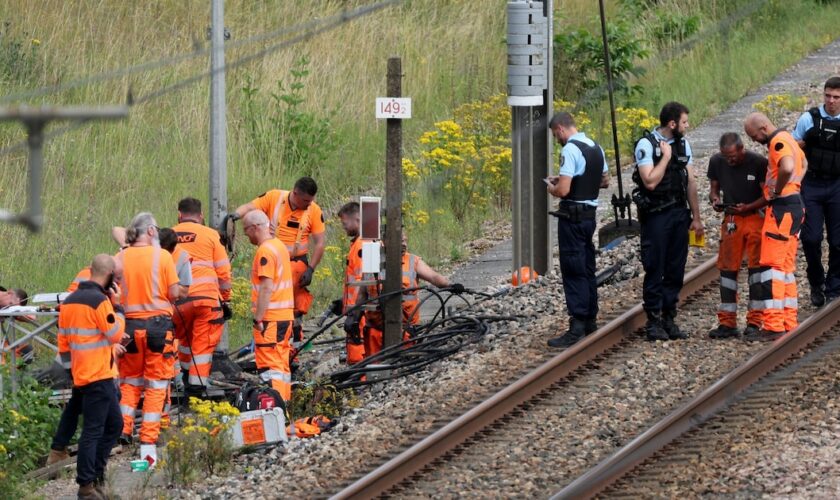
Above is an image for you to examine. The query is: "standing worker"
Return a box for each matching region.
[56,254,126,499]
[707,133,768,338]
[744,112,806,340]
[116,213,181,465]
[172,197,232,396]
[632,102,704,341]
[234,177,326,346]
[793,76,840,306]
[335,201,366,364]
[544,112,609,348]
[243,210,295,402]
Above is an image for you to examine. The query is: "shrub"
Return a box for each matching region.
[752,93,808,125]
[0,371,61,497]
[161,397,239,487]
[290,381,359,421]
[239,56,336,177]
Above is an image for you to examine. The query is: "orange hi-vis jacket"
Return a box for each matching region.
[67,266,92,293]
[764,129,805,199]
[173,221,232,303]
[118,245,179,319]
[251,189,325,258]
[342,237,364,313]
[251,238,295,322]
[57,281,125,386]
[365,253,421,326]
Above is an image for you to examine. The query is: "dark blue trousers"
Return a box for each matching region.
[557,217,598,320]
[51,387,82,451]
[800,174,840,298]
[640,207,691,313]
[76,379,122,486]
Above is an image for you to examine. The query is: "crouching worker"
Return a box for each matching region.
[350,231,459,357]
[244,210,295,403]
[57,254,127,499]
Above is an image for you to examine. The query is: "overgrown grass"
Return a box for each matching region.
[1,0,839,317]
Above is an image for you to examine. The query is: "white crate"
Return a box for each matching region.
[231,407,288,447]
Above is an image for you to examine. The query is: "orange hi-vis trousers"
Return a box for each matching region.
[717,213,764,328]
[758,197,804,333]
[174,299,224,389]
[119,317,176,444]
[254,320,293,402]
[346,316,366,365]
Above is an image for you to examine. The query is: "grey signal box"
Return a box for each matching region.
[507,1,548,106]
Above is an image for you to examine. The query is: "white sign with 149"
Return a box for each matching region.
[375,97,412,119]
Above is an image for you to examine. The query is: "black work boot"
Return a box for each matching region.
[709,324,740,339]
[645,311,668,341]
[547,318,587,348]
[811,284,826,307]
[662,309,688,340]
[585,318,598,334]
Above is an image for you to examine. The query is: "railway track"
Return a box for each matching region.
[555,297,840,499]
[329,257,729,498]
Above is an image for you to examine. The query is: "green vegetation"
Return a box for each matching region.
[1,0,839,323]
[0,369,62,497]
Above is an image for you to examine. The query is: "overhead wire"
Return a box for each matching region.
[0,0,402,105]
[0,0,403,158]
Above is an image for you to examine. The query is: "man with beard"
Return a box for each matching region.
[632,101,704,341]
[744,112,806,340]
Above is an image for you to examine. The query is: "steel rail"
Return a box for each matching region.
[329,257,718,499]
[552,291,840,499]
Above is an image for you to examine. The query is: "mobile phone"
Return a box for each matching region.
[714,202,736,209]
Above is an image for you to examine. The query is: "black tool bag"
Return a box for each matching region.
[235,382,287,414]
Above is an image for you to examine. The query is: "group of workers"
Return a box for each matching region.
[46,176,457,499]
[547,76,840,348]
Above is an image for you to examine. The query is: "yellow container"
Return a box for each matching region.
[689,229,706,248]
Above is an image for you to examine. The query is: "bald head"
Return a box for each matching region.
[744,112,776,145]
[90,254,116,280]
[243,210,271,245]
[243,210,269,226]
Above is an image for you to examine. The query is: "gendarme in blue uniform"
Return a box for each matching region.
[556,132,607,326]
[793,104,840,300]
[633,128,692,332]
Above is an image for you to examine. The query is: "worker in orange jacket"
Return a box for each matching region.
[234,176,326,347]
[56,254,126,499]
[744,113,807,340]
[351,232,461,356]
[116,213,181,466]
[172,197,232,397]
[243,210,295,402]
[335,201,367,364]
[707,132,769,338]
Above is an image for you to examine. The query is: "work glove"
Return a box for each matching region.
[449,283,466,294]
[229,212,240,222]
[221,301,233,321]
[344,316,362,344]
[328,298,344,316]
[299,265,314,287]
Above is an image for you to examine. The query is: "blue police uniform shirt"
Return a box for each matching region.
[558,132,609,206]
[634,128,693,168]
[792,104,840,141]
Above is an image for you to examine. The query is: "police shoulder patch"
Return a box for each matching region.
[260,256,268,266]
[774,142,784,151]
[560,155,566,167]
[107,313,115,324]
[636,149,646,161]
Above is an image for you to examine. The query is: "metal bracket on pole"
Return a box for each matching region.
[0,105,128,232]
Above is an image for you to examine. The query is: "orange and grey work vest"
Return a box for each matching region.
[364,253,420,327]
